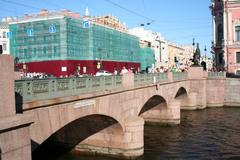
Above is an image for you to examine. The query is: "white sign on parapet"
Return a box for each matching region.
[74,100,95,108]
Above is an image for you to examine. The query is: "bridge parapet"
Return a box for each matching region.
[172,72,188,81]
[15,72,191,103]
[15,76,122,102]
[208,72,226,79]
[134,73,168,86]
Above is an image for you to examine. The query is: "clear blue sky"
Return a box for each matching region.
[0,0,212,57]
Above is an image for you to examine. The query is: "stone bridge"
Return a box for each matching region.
[22,74,189,158]
[0,55,227,160]
[16,67,225,159]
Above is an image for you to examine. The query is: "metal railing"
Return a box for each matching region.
[208,72,225,79]
[15,76,122,102]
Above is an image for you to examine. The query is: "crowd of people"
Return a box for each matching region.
[20,65,224,80]
[21,72,54,79]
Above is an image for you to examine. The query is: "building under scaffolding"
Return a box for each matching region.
[9,10,155,77]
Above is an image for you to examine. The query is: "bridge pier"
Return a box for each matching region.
[188,67,207,109]
[180,92,198,110]
[75,116,144,159]
[141,100,181,126]
[0,55,32,160]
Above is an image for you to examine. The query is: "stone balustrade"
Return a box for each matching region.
[15,72,189,103]
[208,72,226,79]
[14,71,228,104]
[134,73,168,86]
[172,72,188,81]
[15,76,122,102]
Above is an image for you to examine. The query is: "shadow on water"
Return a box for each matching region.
[37,108,240,160]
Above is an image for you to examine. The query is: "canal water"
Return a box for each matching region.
[44,108,240,160]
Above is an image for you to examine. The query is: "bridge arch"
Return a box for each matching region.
[138,95,169,125]
[32,114,124,158]
[174,87,188,99]
[138,95,167,116]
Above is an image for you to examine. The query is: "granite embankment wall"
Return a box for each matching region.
[224,78,240,106]
[205,78,240,107]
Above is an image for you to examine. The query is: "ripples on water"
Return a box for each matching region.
[51,108,240,160]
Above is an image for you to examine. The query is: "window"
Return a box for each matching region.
[217,24,223,45]
[2,32,6,38]
[24,48,27,54]
[2,43,6,51]
[53,46,57,53]
[236,26,240,42]
[219,52,224,64]
[43,36,46,42]
[236,52,240,64]
[236,70,240,75]
[34,48,37,56]
[43,46,47,55]
[148,42,151,47]
[53,35,57,41]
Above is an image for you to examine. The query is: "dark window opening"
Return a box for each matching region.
[174,56,178,63]
[217,24,223,45]
[236,52,240,64]
[148,42,151,47]
[235,26,240,42]
[219,52,223,64]
[0,45,2,54]
[236,70,240,75]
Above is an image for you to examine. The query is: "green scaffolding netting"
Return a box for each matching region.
[10,17,155,70]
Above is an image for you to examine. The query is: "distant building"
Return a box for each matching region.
[167,42,184,68]
[91,15,127,32]
[0,16,19,54]
[0,23,9,54]
[182,45,194,67]
[129,27,168,69]
[211,0,240,74]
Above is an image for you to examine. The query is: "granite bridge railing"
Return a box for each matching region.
[15,72,224,103]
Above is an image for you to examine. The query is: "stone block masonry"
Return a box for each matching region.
[0,55,33,160]
[224,78,240,107]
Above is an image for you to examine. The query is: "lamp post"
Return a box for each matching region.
[204,45,207,62]
[192,38,195,55]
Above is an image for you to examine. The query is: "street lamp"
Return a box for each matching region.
[204,45,207,61]
[192,38,195,54]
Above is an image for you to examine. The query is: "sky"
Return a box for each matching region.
[0,0,212,57]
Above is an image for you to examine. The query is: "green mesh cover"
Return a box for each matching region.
[9,17,155,70]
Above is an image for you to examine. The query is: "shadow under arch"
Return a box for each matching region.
[32,114,123,160]
[139,95,167,116]
[175,87,188,99]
